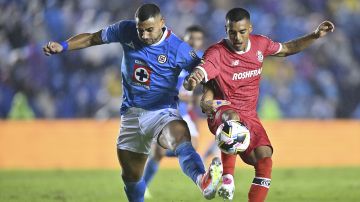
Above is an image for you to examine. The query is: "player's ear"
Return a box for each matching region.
[249,23,253,33]
[160,16,165,28]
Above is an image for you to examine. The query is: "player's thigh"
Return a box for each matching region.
[117,149,148,181]
[158,120,191,151]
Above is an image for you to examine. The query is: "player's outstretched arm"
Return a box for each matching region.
[43,30,103,56]
[275,21,335,57]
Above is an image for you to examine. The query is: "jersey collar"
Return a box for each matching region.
[150,27,169,46]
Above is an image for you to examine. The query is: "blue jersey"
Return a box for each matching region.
[101,20,200,114]
[176,50,204,116]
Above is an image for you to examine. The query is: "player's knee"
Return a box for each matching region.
[221,110,240,122]
[169,136,191,151]
[121,169,143,182]
[240,146,273,166]
[240,152,257,166]
[166,120,191,151]
[254,146,273,160]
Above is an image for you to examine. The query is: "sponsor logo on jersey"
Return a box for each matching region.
[135,59,146,65]
[158,54,167,64]
[132,64,152,89]
[257,51,264,62]
[232,68,262,80]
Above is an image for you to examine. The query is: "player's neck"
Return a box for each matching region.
[225,38,251,54]
[150,27,168,46]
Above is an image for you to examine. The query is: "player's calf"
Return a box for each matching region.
[123,179,146,202]
[118,149,148,202]
[248,157,272,202]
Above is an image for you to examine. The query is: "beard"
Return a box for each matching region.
[139,31,163,45]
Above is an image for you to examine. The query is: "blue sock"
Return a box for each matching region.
[143,158,159,186]
[175,141,206,184]
[165,149,176,157]
[123,179,146,202]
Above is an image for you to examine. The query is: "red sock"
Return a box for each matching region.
[221,151,236,176]
[248,157,272,202]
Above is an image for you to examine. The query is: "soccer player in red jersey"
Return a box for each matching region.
[184,8,334,201]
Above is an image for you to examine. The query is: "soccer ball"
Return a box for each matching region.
[215,120,251,155]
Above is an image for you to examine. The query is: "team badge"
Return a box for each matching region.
[257,51,264,62]
[157,54,167,64]
[132,64,152,89]
[189,50,198,59]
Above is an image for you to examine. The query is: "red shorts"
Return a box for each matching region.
[207,105,272,157]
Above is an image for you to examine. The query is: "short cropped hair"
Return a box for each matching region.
[135,3,161,21]
[225,8,250,22]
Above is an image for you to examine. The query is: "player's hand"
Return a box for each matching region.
[200,99,231,117]
[43,41,63,56]
[186,77,198,91]
[184,70,204,91]
[314,21,335,38]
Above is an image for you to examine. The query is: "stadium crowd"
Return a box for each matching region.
[0,0,359,119]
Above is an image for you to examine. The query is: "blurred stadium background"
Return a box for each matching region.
[0,0,359,202]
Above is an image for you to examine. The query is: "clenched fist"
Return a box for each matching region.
[314,21,335,38]
[183,69,205,91]
[43,41,64,56]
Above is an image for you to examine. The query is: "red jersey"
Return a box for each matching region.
[198,34,282,118]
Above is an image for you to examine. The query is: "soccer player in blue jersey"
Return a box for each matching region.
[142,25,205,198]
[43,4,222,202]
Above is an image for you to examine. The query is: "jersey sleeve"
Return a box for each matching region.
[262,36,282,56]
[101,20,128,44]
[196,46,220,82]
[175,42,201,73]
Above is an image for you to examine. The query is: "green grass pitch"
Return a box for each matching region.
[1,167,359,202]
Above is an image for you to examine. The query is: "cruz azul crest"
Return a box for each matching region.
[132,60,152,89]
[157,54,167,64]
